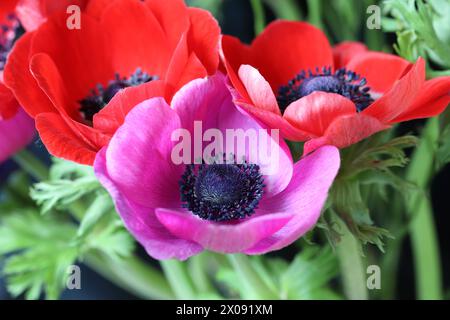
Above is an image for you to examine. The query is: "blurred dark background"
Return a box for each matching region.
[0,0,449,300]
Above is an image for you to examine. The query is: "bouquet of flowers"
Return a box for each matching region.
[0,0,449,300]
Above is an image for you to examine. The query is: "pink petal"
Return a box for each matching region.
[245,146,340,254]
[172,74,294,197]
[155,208,293,253]
[235,99,311,141]
[0,108,35,163]
[238,64,281,115]
[94,148,203,260]
[105,98,183,208]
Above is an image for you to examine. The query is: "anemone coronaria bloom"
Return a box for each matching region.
[15,0,91,31]
[221,21,450,154]
[0,108,35,163]
[94,74,340,260]
[0,0,23,121]
[5,0,220,165]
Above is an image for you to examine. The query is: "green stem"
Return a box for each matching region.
[250,0,265,35]
[10,150,177,300]
[188,253,215,294]
[335,217,368,300]
[85,251,175,300]
[161,260,196,299]
[12,149,49,181]
[227,254,278,299]
[405,117,443,300]
[307,0,324,30]
[263,0,302,21]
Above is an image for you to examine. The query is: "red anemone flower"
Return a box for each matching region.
[0,0,21,120]
[15,0,90,31]
[4,0,220,164]
[0,0,34,160]
[221,21,450,154]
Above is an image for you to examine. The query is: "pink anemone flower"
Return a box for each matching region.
[94,74,340,260]
[0,107,35,163]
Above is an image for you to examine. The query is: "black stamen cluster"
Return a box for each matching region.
[79,68,157,122]
[179,160,265,222]
[277,66,374,113]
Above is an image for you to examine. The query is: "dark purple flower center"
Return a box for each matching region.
[0,14,24,71]
[180,161,265,222]
[277,67,374,113]
[79,68,157,123]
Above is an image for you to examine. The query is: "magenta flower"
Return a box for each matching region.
[94,74,340,260]
[0,107,35,163]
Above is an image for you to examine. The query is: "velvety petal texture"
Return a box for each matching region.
[221,20,450,153]
[5,0,221,165]
[16,0,89,31]
[0,107,35,163]
[94,74,340,260]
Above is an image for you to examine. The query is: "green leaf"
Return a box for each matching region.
[331,179,394,252]
[31,177,100,214]
[0,210,78,299]
[280,247,341,299]
[344,135,418,177]
[216,249,340,300]
[76,193,113,239]
[384,0,450,69]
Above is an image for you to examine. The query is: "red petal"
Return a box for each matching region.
[36,113,98,165]
[220,35,252,103]
[144,0,189,50]
[85,0,116,19]
[187,7,220,75]
[0,82,19,120]
[391,76,450,123]
[236,100,311,141]
[0,107,35,163]
[238,64,281,115]
[347,51,412,94]
[333,41,367,68]
[4,31,55,117]
[165,33,207,99]
[251,21,333,91]
[284,92,357,137]
[30,53,80,120]
[303,113,389,154]
[363,57,426,122]
[100,0,171,79]
[31,12,114,103]
[0,0,18,25]
[16,0,89,31]
[94,80,167,135]
[30,53,110,162]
